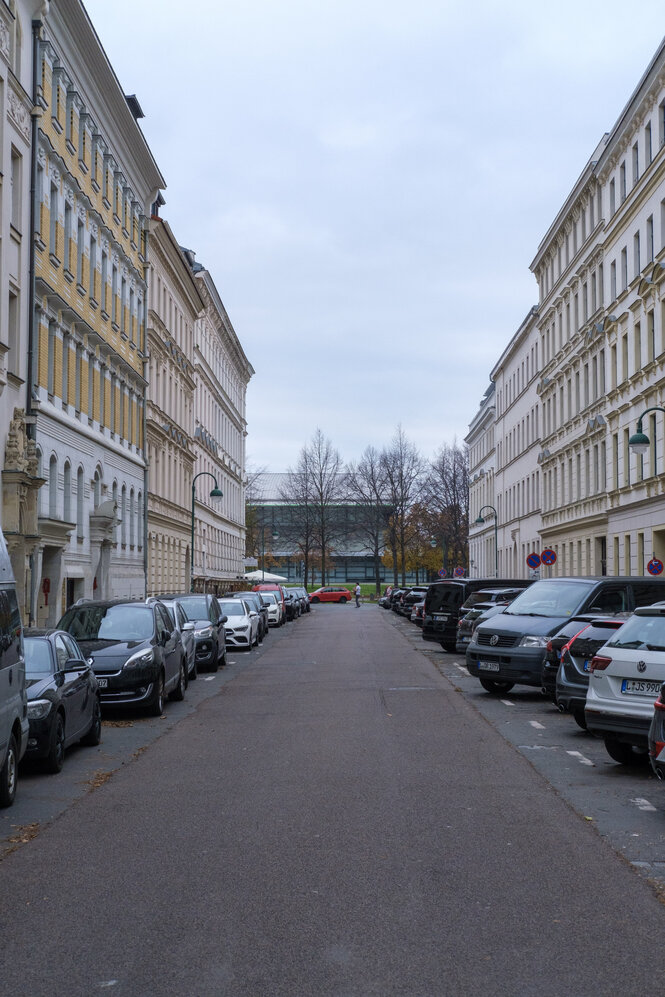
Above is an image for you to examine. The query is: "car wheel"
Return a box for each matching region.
[572,710,587,731]
[0,733,18,808]
[81,697,102,746]
[479,678,515,695]
[311,597,320,603]
[339,596,347,603]
[45,712,66,774]
[604,738,649,766]
[147,673,165,716]
[170,660,186,702]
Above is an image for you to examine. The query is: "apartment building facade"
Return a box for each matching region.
[32,0,164,623]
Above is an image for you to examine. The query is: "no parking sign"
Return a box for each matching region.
[541,549,557,566]
[648,558,664,576]
[526,552,541,569]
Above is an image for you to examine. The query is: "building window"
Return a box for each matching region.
[621,247,628,291]
[634,231,641,278]
[63,462,71,522]
[660,99,665,147]
[64,201,72,272]
[77,218,84,286]
[90,236,97,300]
[646,121,653,166]
[49,455,58,518]
[61,334,69,403]
[101,250,108,313]
[609,178,615,216]
[10,147,21,231]
[610,260,617,300]
[7,290,19,375]
[111,264,118,325]
[121,485,127,546]
[634,322,642,373]
[49,182,58,256]
[77,466,84,538]
[47,321,56,395]
[632,142,639,186]
[648,310,655,362]
[620,161,626,202]
[647,215,654,264]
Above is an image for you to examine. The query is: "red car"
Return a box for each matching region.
[309,587,352,604]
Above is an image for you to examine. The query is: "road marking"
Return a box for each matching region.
[204,676,215,682]
[566,750,594,767]
[529,721,545,729]
[455,664,467,673]
[501,700,515,706]
[631,797,657,812]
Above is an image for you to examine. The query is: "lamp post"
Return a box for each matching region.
[628,407,665,456]
[190,472,223,592]
[475,504,498,578]
[261,524,278,581]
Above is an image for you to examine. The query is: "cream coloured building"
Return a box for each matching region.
[31,0,164,623]
[146,216,203,595]
[183,250,254,591]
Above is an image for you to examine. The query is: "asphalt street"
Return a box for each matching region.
[2,605,665,996]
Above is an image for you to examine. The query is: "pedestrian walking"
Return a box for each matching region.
[355,583,361,608]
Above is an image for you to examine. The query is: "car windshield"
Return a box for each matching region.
[24,637,53,676]
[60,604,154,641]
[607,614,665,650]
[178,597,211,622]
[219,602,244,617]
[503,580,593,618]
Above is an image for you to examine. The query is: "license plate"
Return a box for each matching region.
[478,660,500,672]
[621,679,661,696]
[97,677,108,688]
[433,614,449,621]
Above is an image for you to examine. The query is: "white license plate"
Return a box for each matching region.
[433,614,449,621]
[478,660,500,672]
[97,677,108,688]
[621,679,661,696]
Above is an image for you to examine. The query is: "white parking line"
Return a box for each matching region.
[455,664,467,674]
[529,721,545,729]
[631,797,657,812]
[566,750,594,767]
[501,700,515,706]
[204,676,215,682]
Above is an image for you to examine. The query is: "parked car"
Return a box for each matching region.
[261,591,283,627]
[466,577,665,694]
[585,605,665,765]
[284,591,300,621]
[252,583,286,621]
[225,591,269,641]
[389,588,407,612]
[309,587,352,604]
[23,628,101,773]
[423,578,531,651]
[218,599,260,649]
[398,587,429,618]
[151,598,197,681]
[648,682,665,780]
[0,527,28,807]
[456,600,516,654]
[378,587,394,608]
[411,599,426,626]
[286,587,309,615]
[58,599,187,715]
[553,615,628,726]
[156,593,227,672]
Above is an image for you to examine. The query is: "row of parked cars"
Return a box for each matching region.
[0,528,313,808]
[383,573,665,778]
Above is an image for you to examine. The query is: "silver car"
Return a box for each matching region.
[219,599,260,649]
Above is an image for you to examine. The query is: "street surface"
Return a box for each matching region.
[2,605,665,996]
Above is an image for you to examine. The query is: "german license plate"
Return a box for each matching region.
[478,660,500,672]
[621,678,661,696]
[96,677,108,688]
[433,614,448,621]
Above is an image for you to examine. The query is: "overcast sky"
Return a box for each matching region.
[87,0,664,471]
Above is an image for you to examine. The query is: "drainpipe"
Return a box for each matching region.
[27,14,45,625]
[142,225,150,598]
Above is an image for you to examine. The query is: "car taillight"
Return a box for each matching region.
[654,698,665,711]
[546,640,553,653]
[589,654,612,673]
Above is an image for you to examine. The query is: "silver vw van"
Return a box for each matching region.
[0,528,28,807]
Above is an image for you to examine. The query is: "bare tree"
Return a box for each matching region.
[424,441,469,573]
[278,448,317,586]
[346,445,392,594]
[380,426,426,586]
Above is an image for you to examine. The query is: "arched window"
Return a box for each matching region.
[76,466,84,537]
[129,488,135,547]
[63,461,71,521]
[137,491,143,550]
[112,481,118,542]
[121,485,126,546]
[48,455,58,518]
[93,466,102,507]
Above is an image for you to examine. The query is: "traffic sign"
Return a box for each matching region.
[648,558,664,576]
[526,552,541,569]
[541,549,557,566]
[438,568,447,578]
[454,566,465,577]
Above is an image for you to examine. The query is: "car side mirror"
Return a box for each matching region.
[221,615,228,624]
[161,629,172,643]
[64,657,87,672]
[182,622,195,632]
[249,611,257,618]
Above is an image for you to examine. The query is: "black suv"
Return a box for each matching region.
[156,594,227,671]
[58,600,187,715]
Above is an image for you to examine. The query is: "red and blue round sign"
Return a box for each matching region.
[648,558,664,576]
[438,568,448,578]
[454,566,465,577]
[526,552,541,569]
[541,549,557,566]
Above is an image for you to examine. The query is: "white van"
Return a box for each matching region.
[0,528,28,806]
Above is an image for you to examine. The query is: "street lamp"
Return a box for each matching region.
[628,406,665,456]
[261,524,279,581]
[191,472,223,592]
[475,504,498,578]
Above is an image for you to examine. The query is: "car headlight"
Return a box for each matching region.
[519,635,548,648]
[28,699,53,720]
[124,648,155,668]
[195,626,213,638]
